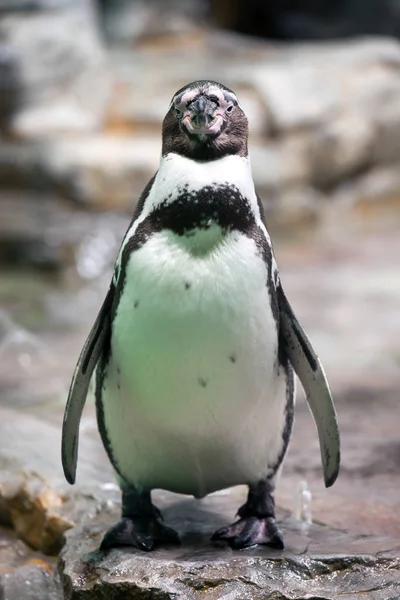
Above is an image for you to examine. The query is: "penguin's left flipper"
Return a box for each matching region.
[278,284,340,487]
[62,284,114,485]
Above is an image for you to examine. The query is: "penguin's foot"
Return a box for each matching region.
[100,517,180,552]
[211,516,284,550]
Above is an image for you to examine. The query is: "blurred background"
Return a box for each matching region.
[0,0,400,590]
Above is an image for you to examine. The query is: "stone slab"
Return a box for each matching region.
[59,491,400,599]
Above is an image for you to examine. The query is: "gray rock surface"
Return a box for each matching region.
[1,562,62,600]
[59,495,400,599]
[0,0,110,138]
[0,403,117,554]
[0,527,62,600]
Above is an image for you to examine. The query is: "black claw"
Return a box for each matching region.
[136,535,155,552]
[230,535,251,550]
[211,516,284,550]
[270,536,284,550]
[99,517,180,552]
[264,517,284,549]
[268,531,284,550]
[211,527,228,541]
[100,517,133,551]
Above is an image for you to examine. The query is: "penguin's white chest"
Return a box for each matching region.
[102,228,287,497]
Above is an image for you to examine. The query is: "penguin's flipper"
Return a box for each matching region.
[277,284,340,487]
[62,284,114,484]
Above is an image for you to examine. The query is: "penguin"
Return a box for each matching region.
[62,80,340,551]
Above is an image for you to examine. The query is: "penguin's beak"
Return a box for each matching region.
[183,95,224,136]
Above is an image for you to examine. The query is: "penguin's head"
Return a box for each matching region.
[162,81,248,160]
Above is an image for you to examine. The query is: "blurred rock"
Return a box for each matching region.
[0,405,117,554]
[0,527,54,574]
[250,136,313,192]
[1,564,62,600]
[0,45,21,132]
[99,0,206,45]
[0,0,110,138]
[42,135,160,207]
[253,62,340,131]
[0,136,159,207]
[0,192,128,272]
[328,166,400,227]
[0,193,66,272]
[308,114,374,188]
[0,527,62,600]
[372,98,400,165]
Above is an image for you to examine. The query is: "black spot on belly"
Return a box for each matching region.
[185,282,191,290]
[134,300,139,308]
[198,377,208,388]
[229,354,237,363]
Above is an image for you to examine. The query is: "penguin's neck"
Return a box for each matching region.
[140,153,259,254]
[118,152,262,268]
[151,152,258,213]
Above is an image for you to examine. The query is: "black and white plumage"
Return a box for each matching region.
[62,80,340,551]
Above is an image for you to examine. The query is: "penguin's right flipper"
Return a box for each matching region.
[61,284,114,484]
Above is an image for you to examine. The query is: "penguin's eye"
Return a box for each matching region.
[226,104,234,114]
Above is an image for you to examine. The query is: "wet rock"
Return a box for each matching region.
[59,493,400,600]
[0,526,62,600]
[0,396,118,554]
[0,0,110,139]
[0,526,53,573]
[1,564,62,600]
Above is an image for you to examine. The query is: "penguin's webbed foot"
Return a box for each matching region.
[100,517,180,552]
[211,516,284,550]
